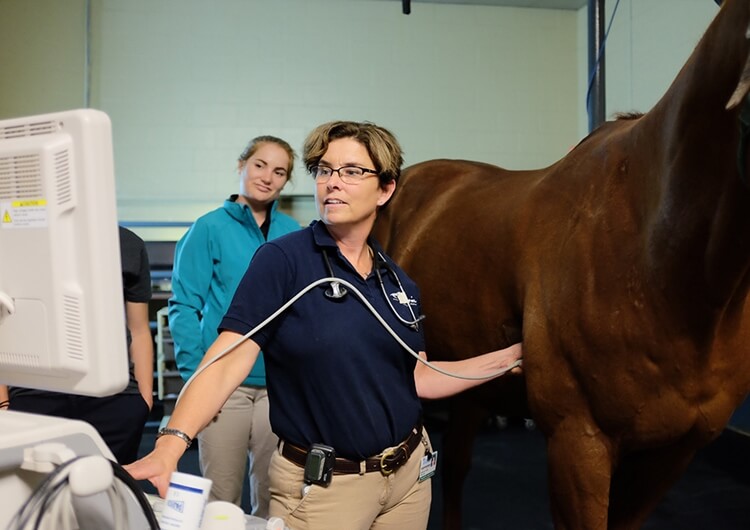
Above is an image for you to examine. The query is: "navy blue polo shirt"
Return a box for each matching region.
[220,221,424,460]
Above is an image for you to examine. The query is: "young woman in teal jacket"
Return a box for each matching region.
[168,136,300,517]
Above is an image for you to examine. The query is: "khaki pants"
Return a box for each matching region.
[269,429,433,530]
[197,386,277,518]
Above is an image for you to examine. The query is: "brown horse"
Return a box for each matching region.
[373,1,750,528]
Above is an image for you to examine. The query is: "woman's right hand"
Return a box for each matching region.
[123,437,186,498]
[125,330,261,495]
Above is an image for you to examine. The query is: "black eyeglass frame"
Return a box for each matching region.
[309,165,380,184]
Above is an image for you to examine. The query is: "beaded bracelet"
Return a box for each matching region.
[0,400,9,409]
[156,427,193,448]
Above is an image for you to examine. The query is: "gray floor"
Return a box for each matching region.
[137,414,750,529]
[426,419,750,529]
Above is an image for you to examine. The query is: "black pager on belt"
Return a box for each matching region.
[304,443,336,487]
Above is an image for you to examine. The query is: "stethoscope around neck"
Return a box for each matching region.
[321,247,425,332]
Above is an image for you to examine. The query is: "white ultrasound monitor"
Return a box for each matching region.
[0,108,128,397]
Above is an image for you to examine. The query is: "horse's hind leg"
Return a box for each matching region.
[607,441,698,530]
[440,393,490,530]
[546,419,614,530]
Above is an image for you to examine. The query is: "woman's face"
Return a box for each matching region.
[238,142,290,205]
[314,137,395,230]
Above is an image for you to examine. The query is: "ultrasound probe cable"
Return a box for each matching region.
[177,277,522,404]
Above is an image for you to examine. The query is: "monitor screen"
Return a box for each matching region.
[0,109,128,397]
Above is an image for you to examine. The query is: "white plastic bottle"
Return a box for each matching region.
[159,471,213,530]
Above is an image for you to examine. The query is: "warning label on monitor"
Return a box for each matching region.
[0,199,48,228]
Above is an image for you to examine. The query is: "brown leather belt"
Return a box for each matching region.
[280,422,423,476]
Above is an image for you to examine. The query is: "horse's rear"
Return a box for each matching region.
[375,105,750,529]
[374,121,638,528]
[375,159,538,528]
[376,2,750,527]
[375,119,638,366]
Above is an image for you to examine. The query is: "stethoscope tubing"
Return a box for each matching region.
[373,250,424,331]
[323,248,424,330]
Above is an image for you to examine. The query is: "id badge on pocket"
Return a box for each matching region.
[419,450,438,482]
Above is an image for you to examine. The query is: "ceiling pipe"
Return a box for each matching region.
[587,0,605,132]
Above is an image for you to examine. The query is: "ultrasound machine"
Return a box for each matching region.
[0,109,158,529]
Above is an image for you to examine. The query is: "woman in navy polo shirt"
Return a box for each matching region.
[127,121,522,529]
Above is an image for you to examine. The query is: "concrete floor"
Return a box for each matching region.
[426,419,750,529]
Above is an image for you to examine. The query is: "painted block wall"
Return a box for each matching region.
[91,0,580,233]
[0,0,86,117]
[1,0,580,236]
[0,0,723,238]
[573,0,717,131]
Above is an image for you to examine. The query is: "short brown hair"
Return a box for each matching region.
[302,121,403,187]
[238,135,295,181]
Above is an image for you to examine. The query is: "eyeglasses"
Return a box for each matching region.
[310,165,379,185]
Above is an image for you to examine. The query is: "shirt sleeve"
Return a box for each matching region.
[125,239,152,303]
[119,227,152,303]
[168,221,214,381]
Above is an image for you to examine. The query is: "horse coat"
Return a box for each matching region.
[373,1,750,528]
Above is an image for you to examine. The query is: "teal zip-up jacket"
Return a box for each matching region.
[169,195,300,385]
